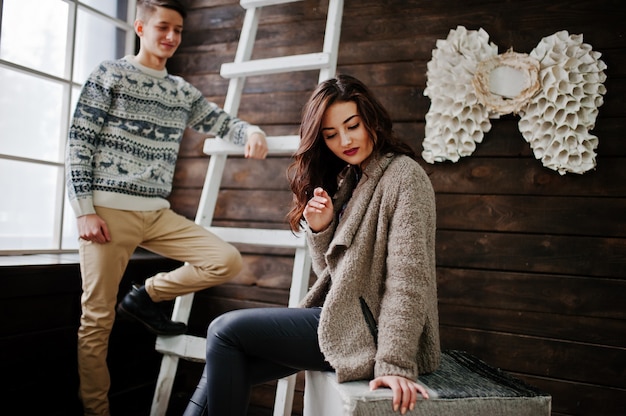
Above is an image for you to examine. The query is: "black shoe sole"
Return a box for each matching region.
[116,303,187,336]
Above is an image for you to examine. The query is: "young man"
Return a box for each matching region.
[65,1,268,414]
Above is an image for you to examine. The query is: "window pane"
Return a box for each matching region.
[74,9,128,84]
[69,85,81,126]
[0,67,66,163]
[62,194,79,250]
[0,0,69,78]
[61,85,83,250]
[0,0,135,254]
[81,0,130,20]
[0,160,62,250]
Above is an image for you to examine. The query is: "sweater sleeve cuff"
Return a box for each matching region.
[245,125,266,140]
[70,197,96,218]
[374,361,418,381]
[306,217,335,246]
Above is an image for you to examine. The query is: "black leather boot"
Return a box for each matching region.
[117,284,187,336]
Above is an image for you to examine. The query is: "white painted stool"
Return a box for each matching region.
[303,350,551,416]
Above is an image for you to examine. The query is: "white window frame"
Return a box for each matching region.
[0,0,137,255]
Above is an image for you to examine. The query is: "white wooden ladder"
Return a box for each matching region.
[150,0,344,415]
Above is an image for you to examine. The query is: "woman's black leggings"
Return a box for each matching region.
[182,307,332,416]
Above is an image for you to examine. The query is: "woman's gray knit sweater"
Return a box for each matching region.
[300,153,441,383]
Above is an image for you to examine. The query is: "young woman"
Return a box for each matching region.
[183,74,440,416]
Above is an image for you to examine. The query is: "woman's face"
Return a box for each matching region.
[321,100,374,167]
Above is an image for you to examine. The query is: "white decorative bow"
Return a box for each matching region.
[422,26,607,175]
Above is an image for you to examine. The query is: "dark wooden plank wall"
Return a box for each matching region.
[0,253,183,416]
[162,0,626,415]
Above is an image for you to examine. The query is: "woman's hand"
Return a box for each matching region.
[369,375,429,414]
[303,187,334,232]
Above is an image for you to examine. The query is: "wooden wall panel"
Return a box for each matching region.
[0,254,183,416]
[163,0,626,415]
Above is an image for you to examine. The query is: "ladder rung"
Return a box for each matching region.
[208,227,305,248]
[204,135,300,156]
[240,0,302,9]
[156,334,206,362]
[220,53,330,78]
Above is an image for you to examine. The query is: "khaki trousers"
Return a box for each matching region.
[77,207,242,416]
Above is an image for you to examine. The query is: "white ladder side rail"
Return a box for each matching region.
[193,4,262,231]
[271,1,343,414]
[318,0,343,83]
[269,2,343,414]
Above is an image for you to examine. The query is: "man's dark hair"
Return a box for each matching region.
[137,0,187,19]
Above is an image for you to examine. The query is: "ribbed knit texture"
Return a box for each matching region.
[66,56,259,217]
[304,350,551,416]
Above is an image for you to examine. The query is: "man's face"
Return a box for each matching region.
[137,6,183,61]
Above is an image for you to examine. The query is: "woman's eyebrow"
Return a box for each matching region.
[321,114,359,131]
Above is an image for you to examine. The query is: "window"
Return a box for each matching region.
[0,0,136,254]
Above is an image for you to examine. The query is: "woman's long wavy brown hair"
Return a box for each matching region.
[286,74,416,232]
